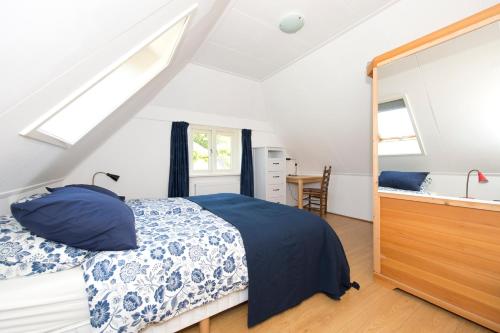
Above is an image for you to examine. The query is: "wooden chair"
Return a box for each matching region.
[303,166,332,216]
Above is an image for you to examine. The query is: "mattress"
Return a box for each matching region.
[0,267,89,333]
[0,266,248,333]
[378,186,432,195]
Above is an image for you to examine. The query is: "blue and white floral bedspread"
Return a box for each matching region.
[83,198,248,332]
[0,215,91,280]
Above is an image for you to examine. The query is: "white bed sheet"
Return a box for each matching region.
[0,267,89,333]
[0,267,248,333]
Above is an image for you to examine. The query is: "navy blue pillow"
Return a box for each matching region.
[379,171,429,191]
[47,184,125,201]
[11,187,137,251]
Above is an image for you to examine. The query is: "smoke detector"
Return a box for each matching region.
[279,13,305,34]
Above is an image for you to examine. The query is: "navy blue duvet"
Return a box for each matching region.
[188,193,353,326]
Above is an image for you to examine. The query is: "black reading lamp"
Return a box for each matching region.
[92,172,120,185]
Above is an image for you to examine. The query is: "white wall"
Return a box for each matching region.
[287,173,372,221]
[425,174,500,202]
[263,0,498,220]
[0,179,64,216]
[151,63,267,120]
[65,64,282,198]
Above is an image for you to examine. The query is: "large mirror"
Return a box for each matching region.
[377,21,500,201]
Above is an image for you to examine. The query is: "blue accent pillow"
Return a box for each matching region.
[379,171,429,191]
[10,187,137,251]
[47,184,125,201]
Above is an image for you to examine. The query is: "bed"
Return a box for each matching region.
[0,193,352,333]
[0,266,248,333]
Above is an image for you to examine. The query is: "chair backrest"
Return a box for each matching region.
[321,166,332,192]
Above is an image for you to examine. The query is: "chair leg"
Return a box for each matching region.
[323,194,328,215]
[308,195,312,211]
[318,197,322,216]
[320,195,326,216]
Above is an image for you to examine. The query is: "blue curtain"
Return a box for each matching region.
[168,122,190,197]
[240,129,254,197]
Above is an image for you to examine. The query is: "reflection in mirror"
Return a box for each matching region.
[378,98,423,156]
[377,21,500,201]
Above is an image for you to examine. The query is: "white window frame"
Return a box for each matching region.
[189,125,241,177]
[20,4,197,148]
[378,95,425,157]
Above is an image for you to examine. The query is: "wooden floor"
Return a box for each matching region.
[180,214,491,333]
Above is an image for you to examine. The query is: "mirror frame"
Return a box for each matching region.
[367,4,500,273]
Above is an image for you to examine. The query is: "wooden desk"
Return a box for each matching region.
[286,175,323,209]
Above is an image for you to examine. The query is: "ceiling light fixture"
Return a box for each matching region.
[279,13,305,34]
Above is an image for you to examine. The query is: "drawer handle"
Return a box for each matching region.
[273,189,280,192]
[272,176,280,178]
[273,162,280,165]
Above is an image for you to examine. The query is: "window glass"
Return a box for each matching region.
[378,109,416,139]
[378,98,423,156]
[192,130,211,171]
[216,133,232,170]
[190,127,240,175]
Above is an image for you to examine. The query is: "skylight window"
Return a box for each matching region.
[378,98,423,156]
[20,7,195,147]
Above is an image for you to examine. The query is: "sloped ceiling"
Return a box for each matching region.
[193,0,397,80]
[0,0,230,193]
[2,0,498,196]
[261,0,498,176]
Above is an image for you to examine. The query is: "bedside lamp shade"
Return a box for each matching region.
[106,173,120,182]
[92,172,120,185]
[477,171,488,183]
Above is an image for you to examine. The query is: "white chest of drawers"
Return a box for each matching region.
[253,147,286,204]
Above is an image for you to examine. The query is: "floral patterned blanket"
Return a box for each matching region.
[0,197,248,332]
[0,194,91,280]
[83,198,248,332]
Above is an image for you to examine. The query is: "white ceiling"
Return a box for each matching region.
[193,0,397,81]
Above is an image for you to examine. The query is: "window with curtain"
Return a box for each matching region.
[190,126,240,175]
[378,98,424,156]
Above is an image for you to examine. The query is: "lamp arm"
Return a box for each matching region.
[92,172,106,185]
[465,169,479,199]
